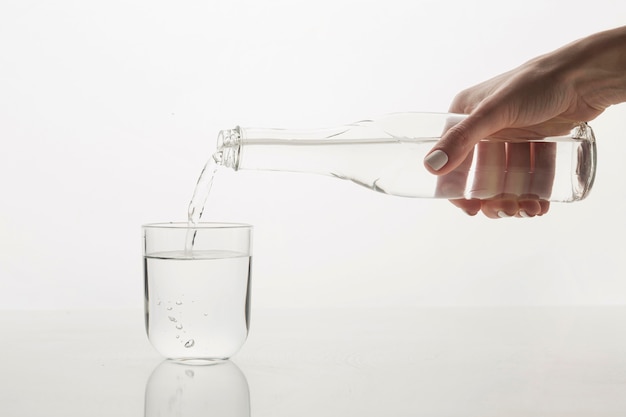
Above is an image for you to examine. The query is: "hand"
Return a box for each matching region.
[433,138,557,218]
[425,26,626,218]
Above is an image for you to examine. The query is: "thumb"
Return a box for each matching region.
[423,112,505,175]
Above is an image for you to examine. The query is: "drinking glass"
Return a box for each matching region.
[142,222,253,362]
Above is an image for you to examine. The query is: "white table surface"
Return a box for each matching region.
[2,306,626,416]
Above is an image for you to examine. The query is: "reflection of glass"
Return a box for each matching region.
[143,223,252,362]
[144,360,250,417]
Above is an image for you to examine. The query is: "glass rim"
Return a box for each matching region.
[142,222,252,230]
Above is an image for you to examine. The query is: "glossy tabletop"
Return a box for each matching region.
[2,306,626,416]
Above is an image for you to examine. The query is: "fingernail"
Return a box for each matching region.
[519,210,530,218]
[497,210,512,218]
[424,150,448,171]
[464,209,477,216]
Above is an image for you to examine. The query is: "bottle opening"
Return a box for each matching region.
[215,127,241,170]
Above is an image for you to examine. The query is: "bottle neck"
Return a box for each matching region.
[216,123,354,172]
[215,127,242,170]
[213,113,481,175]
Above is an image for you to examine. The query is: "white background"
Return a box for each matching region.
[1,0,624,310]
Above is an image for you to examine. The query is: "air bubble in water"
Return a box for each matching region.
[168,316,177,322]
[185,370,195,378]
[167,306,173,311]
[176,301,182,305]
[176,324,183,330]
[184,339,195,348]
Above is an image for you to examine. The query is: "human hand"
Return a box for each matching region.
[425,26,626,218]
[433,135,557,218]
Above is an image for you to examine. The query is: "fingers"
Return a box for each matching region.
[517,199,543,218]
[451,197,548,219]
[470,141,506,199]
[480,196,520,219]
[502,142,533,198]
[529,141,557,200]
[454,195,550,219]
[447,141,556,219]
[424,110,507,175]
[434,148,475,199]
[449,199,482,216]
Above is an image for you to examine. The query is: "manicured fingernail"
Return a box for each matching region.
[497,210,512,218]
[424,150,448,171]
[519,210,530,218]
[464,209,478,216]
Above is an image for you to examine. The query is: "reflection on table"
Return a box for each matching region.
[2,308,626,416]
[145,360,249,417]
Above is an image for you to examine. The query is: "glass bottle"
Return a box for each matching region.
[215,112,596,202]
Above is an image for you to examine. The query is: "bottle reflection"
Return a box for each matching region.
[145,360,250,417]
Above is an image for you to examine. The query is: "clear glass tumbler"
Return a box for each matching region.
[142,222,253,362]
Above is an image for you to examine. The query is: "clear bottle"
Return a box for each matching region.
[215,113,596,202]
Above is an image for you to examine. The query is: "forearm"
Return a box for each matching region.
[553,26,626,109]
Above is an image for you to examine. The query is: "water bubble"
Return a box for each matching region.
[185,370,195,378]
[166,306,173,311]
[184,339,195,348]
[157,301,162,306]
[168,316,177,322]
[176,335,180,339]
[176,301,182,305]
[203,313,208,317]
[176,324,183,330]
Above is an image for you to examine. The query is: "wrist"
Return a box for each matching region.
[559,26,626,108]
